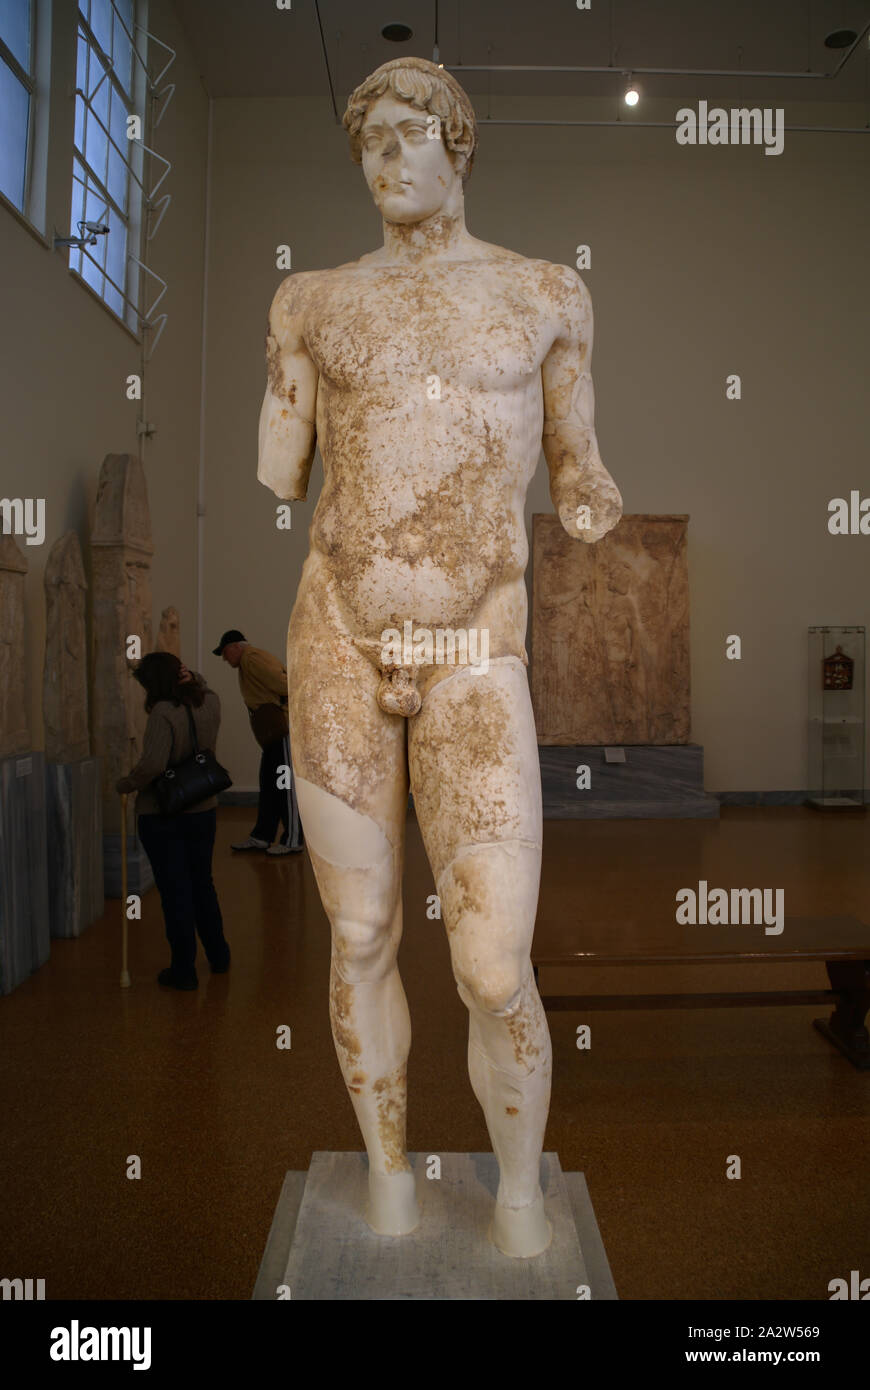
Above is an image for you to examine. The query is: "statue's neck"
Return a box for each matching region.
[381,207,469,264]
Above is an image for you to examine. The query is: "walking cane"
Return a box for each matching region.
[120,792,131,988]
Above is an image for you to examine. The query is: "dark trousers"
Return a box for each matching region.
[137,809,228,977]
[251,734,304,848]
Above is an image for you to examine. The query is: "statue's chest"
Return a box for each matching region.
[305,271,547,391]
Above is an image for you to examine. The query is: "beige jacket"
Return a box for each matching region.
[237,645,288,710]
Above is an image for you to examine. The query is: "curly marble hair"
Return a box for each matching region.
[343,57,479,183]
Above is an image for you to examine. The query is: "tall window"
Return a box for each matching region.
[0,0,35,212]
[70,0,143,326]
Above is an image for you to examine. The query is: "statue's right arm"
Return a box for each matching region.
[257,274,319,501]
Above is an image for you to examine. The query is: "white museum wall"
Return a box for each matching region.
[0,0,208,754]
[201,91,870,795]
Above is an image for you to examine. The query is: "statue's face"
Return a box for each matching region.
[359,94,462,223]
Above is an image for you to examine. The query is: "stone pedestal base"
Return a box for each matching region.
[540,744,720,819]
[45,759,104,938]
[253,1152,617,1301]
[0,752,50,995]
[103,832,154,898]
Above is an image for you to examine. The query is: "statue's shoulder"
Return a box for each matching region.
[277,256,383,298]
[519,258,592,332]
[475,244,591,307]
[525,257,590,303]
[269,269,331,327]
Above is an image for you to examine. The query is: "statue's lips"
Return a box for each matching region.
[377,180,413,193]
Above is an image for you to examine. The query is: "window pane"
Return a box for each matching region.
[70,161,85,239]
[85,106,107,184]
[79,241,104,297]
[75,30,88,91]
[112,4,133,96]
[0,60,28,209]
[89,0,112,58]
[0,0,31,71]
[90,63,109,125]
[84,179,108,237]
[74,93,85,151]
[80,179,108,297]
[104,203,127,314]
[109,81,129,153]
[107,141,127,213]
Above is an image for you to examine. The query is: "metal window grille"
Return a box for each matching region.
[0,0,35,213]
[69,0,175,347]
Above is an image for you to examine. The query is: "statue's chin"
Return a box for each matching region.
[382,207,430,226]
[377,194,442,226]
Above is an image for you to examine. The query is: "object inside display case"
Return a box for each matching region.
[808,627,866,808]
[822,645,854,691]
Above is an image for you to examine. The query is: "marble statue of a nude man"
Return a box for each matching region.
[257,57,622,1258]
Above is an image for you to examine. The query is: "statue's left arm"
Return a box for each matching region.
[540,266,622,543]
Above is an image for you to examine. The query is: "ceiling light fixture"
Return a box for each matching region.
[823,29,857,49]
[624,75,640,106]
[382,22,413,43]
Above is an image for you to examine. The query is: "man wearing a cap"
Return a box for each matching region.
[213,630,303,855]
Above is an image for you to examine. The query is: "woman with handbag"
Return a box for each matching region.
[116,652,232,990]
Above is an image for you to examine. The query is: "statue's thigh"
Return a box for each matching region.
[286,570,408,844]
[408,658,542,879]
[409,662,542,990]
[286,574,409,957]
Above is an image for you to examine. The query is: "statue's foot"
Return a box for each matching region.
[366,1167,419,1236]
[490,1191,552,1258]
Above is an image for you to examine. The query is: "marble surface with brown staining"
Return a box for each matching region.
[532,514,690,746]
[372,1064,410,1174]
[258,57,621,1255]
[43,531,90,763]
[155,605,181,659]
[90,454,154,833]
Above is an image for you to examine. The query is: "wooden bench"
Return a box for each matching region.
[531,915,870,1070]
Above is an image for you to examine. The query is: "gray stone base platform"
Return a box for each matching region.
[45,759,104,938]
[540,744,720,819]
[253,1152,617,1301]
[102,831,154,897]
[0,752,50,995]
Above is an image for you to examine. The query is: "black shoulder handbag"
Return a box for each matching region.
[155,706,232,814]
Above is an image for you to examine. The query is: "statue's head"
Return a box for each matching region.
[343,57,478,224]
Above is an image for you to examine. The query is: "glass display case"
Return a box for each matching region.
[807,626,865,808]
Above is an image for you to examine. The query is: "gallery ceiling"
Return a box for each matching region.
[171,0,870,114]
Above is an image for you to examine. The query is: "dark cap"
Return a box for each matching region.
[213,629,246,656]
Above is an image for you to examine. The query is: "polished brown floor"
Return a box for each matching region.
[1,805,868,1300]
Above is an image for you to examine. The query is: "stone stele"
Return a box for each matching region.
[90,454,153,833]
[43,530,90,763]
[155,605,181,657]
[0,533,30,759]
[256,58,623,1261]
[532,513,690,745]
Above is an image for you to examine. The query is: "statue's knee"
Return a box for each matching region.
[333,915,394,983]
[453,951,525,1016]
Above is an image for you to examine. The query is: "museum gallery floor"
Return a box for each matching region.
[0,805,867,1300]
